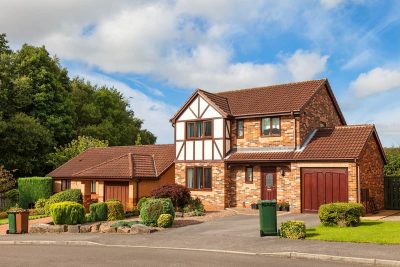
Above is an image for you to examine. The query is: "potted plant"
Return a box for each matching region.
[283,201,290,212]
[277,199,284,211]
[251,203,259,209]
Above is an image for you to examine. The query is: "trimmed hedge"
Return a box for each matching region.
[18,177,52,208]
[157,214,173,228]
[140,198,174,226]
[106,200,124,221]
[89,202,108,222]
[318,202,364,227]
[280,221,306,239]
[50,201,85,225]
[44,189,82,214]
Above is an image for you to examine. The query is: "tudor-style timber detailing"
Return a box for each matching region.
[174,91,231,162]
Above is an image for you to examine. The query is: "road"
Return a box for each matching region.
[0,244,359,267]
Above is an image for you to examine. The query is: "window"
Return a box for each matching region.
[186,120,212,139]
[61,179,71,191]
[91,180,96,193]
[261,117,280,136]
[186,167,212,190]
[245,166,253,183]
[237,120,244,139]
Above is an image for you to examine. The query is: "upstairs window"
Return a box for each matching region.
[261,117,280,136]
[186,120,212,139]
[186,167,212,190]
[237,120,244,139]
[245,166,253,183]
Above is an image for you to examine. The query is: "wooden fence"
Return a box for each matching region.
[384,176,400,210]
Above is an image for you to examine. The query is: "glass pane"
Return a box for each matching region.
[265,173,273,188]
[187,123,195,138]
[196,121,203,137]
[262,118,270,135]
[271,117,280,135]
[204,168,212,188]
[204,121,212,137]
[237,120,244,137]
[187,168,194,188]
[91,180,96,193]
[246,167,253,182]
[196,167,203,189]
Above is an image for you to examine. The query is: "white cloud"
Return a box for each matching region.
[320,0,345,9]
[284,50,329,81]
[350,67,400,97]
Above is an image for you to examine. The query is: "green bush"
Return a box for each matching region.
[44,189,82,214]
[318,202,364,227]
[183,197,205,213]
[85,213,93,223]
[111,220,141,228]
[89,202,108,221]
[5,189,19,206]
[140,198,174,226]
[106,200,124,221]
[280,221,306,239]
[137,197,149,211]
[50,201,85,225]
[18,177,52,208]
[157,214,173,228]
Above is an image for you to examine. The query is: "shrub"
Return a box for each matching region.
[89,202,108,221]
[28,208,46,216]
[18,177,52,208]
[137,197,149,211]
[0,211,7,219]
[183,197,205,213]
[85,213,93,223]
[111,220,141,228]
[44,189,82,214]
[50,201,85,225]
[157,214,173,228]
[5,189,19,205]
[318,202,364,227]
[151,184,191,210]
[140,198,174,226]
[106,200,124,221]
[280,221,306,239]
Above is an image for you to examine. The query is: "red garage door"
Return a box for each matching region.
[104,182,129,209]
[301,168,348,213]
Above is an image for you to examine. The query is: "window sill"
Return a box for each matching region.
[188,188,212,192]
[245,181,253,184]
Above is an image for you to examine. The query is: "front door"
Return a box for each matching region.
[261,167,277,200]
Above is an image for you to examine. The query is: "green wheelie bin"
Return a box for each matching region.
[7,211,17,234]
[258,200,277,237]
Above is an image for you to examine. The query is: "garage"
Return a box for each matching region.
[104,181,129,209]
[301,168,348,213]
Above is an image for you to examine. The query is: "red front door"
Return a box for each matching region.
[261,167,277,200]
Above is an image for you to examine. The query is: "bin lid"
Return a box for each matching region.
[257,200,277,205]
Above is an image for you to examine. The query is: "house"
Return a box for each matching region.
[170,79,387,212]
[48,145,175,210]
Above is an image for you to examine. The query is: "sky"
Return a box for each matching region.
[1,0,400,146]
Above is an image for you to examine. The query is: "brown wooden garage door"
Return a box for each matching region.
[301,168,348,213]
[104,182,129,209]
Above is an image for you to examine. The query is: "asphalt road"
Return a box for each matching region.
[0,244,359,267]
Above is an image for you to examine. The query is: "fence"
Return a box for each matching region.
[384,176,400,210]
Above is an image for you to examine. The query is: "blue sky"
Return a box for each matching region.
[1,0,400,145]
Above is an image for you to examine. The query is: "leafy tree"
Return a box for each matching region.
[0,165,16,193]
[47,136,108,168]
[384,147,400,176]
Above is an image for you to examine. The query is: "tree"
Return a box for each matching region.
[384,147,400,176]
[0,165,16,193]
[47,136,108,168]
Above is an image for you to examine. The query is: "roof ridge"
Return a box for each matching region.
[90,144,174,149]
[72,153,129,176]
[214,78,327,95]
[335,124,374,128]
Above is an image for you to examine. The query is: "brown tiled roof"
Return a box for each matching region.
[200,90,231,115]
[226,125,383,162]
[48,144,174,179]
[215,79,326,116]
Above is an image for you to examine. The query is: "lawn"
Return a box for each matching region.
[0,215,49,225]
[307,220,400,244]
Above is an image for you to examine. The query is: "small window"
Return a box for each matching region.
[204,121,212,137]
[237,120,244,139]
[245,166,253,183]
[186,167,212,190]
[186,120,212,139]
[261,117,280,136]
[61,179,71,191]
[91,180,96,193]
[187,122,195,138]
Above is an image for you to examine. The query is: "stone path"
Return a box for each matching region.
[0,217,52,235]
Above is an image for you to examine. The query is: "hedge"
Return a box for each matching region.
[89,202,108,221]
[106,200,124,221]
[44,189,82,214]
[280,221,306,239]
[157,214,174,228]
[50,201,85,225]
[140,198,174,226]
[18,177,53,208]
[318,202,364,227]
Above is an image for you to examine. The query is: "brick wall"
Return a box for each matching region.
[299,85,343,145]
[175,162,226,210]
[229,165,262,207]
[231,116,296,148]
[358,135,385,210]
[137,165,175,200]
